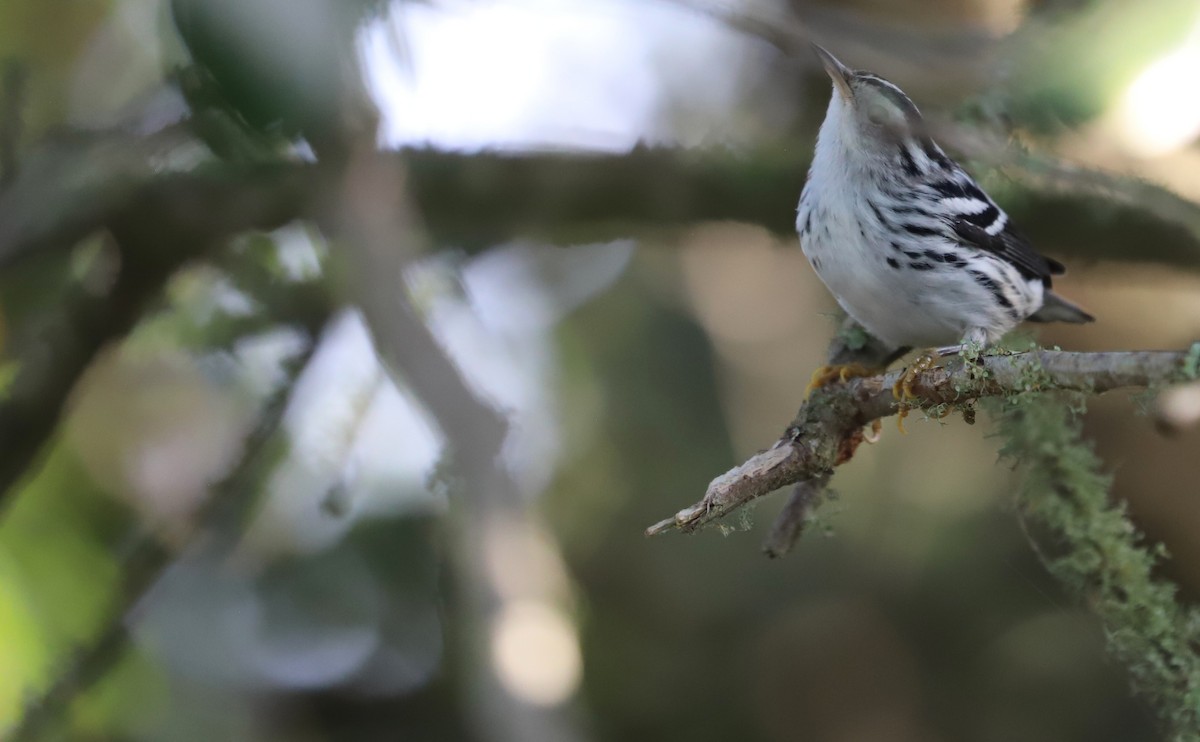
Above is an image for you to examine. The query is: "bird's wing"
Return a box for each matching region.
[950,219,1064,283]
[929,173,1064,283]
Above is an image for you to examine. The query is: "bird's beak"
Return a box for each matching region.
[811,43,854,101]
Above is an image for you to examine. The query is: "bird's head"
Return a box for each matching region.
[811,44,925,155]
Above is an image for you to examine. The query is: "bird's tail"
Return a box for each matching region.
[1029,291,1094,324]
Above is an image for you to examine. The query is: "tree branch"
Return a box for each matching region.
[646,347,1200,537]
[5,146,1200,275]
[761,474,832,558]
[331,143,588,742]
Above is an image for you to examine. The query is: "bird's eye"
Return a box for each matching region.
[867,105,889,125]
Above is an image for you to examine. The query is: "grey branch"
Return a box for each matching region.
[758,317,906,556]
[762,475,832,558]
[332,142,588,742]
[646,348,1200,538]
[5,145,1200,274]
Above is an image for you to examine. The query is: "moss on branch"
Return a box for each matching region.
[991,393,1200,740]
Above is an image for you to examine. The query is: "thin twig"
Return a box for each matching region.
[762,474,832,558]
[333,143,587,742]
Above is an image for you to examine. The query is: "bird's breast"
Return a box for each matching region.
[797,188,1003,348]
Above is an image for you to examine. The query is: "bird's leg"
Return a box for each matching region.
[934,327,988,359]
[805,362,877,396]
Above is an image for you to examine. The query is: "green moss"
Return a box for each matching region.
[1012,352,1057,395]
[1184,342,1200,380]
[835,322,870,352]
[987,393,1200,740]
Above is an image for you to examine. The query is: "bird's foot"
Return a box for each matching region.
[891,352,936,401]
[891,351,938,433]
[805,362,876,397]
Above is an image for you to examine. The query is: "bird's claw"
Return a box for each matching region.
[805,362,875,396]
[891,351,937,433]
[891,352,936,400]
[863,418,883,443]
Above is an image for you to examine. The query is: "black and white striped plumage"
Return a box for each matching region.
[796,45,1092,352]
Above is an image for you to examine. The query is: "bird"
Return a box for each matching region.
[797,44,1093,397]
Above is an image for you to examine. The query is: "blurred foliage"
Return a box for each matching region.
[0,446,127,721]
[1007,0,1200,132]
[171,0,391,154]
[0,1,113,132]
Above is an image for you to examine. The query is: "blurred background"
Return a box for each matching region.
[0,0,1199,740]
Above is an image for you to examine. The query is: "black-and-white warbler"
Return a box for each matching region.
[797,45,1093,377]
